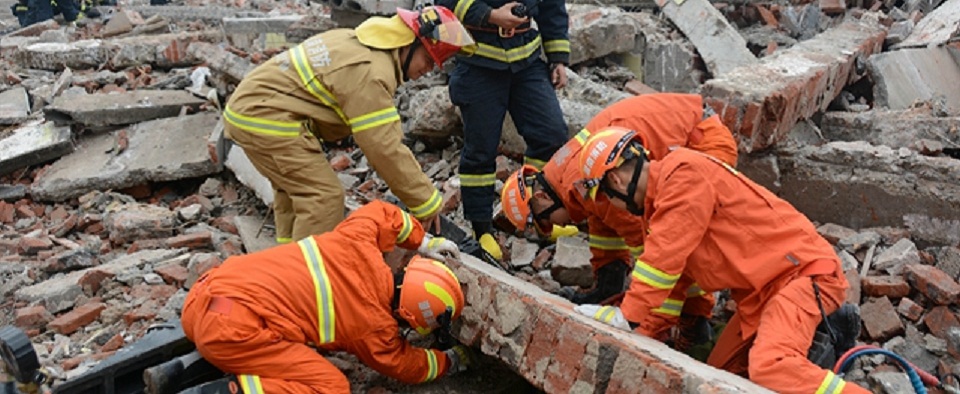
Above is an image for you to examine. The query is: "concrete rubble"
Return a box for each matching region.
[3,0,960,391]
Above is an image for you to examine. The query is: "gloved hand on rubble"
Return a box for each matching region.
[574,304,631,331]
[443,345,475,376]
[418,234,461,260]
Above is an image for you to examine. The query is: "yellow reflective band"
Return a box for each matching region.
[588,234,628,251]
[631,260,680,290]
[460,173,497,187]
[298,237,336,343]
[543,39,571,53]
[524,156,547,170]
[454,0,474,21]
[629,245,644,257]
[594,305,617,323]
[425,281,456,312]
[397,212,414,244]
[350,107,400,133]
[239,375,264,394]
[721,162,740,175]
[815,371,846,394]
[409,189,442,219]
[573,128,591,145]
[290,45,347,122]
[652,298,683,317]
[473,36,542,63]
[424,349,439,382]
[686,283,706,298]
[276,237,293,244]
[224,107,302,137]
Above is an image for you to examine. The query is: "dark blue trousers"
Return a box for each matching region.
[449,58,567,224]
[23,0,78,26]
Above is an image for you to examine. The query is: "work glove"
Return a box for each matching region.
[443,345,475,376]
[418,234,460,260]
[574,304,631,331]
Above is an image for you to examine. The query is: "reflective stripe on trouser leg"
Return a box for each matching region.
[273,188,294,243]
[507,59,567,166]
[449,61,511,222]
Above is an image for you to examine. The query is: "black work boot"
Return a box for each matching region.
[674,314,713,352]
[178,375,241,394]
[807,303,861,369]
[565,260,629,305]
[144,351,223,394]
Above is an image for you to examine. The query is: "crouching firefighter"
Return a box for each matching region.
[222,6,475,243]
[178,201,474,393]
[574,128,868,394]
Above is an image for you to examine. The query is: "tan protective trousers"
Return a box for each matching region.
[225,123,344,243]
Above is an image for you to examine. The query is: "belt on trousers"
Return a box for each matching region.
[208,296,235,315]
[467,24,531,38]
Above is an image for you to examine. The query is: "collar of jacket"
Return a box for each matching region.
[390,47,405,83]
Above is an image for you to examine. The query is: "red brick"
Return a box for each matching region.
[820,0,845,14]
[180,195,213,213]
[123,303,158,325]
[78,269,115,295]
[817,223,857,245]
[101,333,125,352]
[897,298,924,322]
[0,202,15,223]
[18,236,53,255]
[48,205,70,222]
[77,213,102,231]
[216,237,243,257]
[221,185,239,204]
[155,264,188,287]
[862,276,911,298]
[756,5,778,27]
[165,232,212,249]
[860,296,903,341]
[127,238,165,253]
[186,254,222,288]
[441,188,461,215]
[624,80,658,96]
[48,302,107,335]
[904,264,960,305]
[0,239,19,254]
[845,269,861,305]
[211,216,239,235]
[15,305,53,329]
[329,153,353,172]
[119,183,152,199]
[84,222,105,235]
[130,284,178,301]
[16,205,36,219]
[62,354,89,371]
[51,214,78,237]
[925,306,960,339]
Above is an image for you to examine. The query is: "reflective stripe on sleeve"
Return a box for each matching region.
[815,371,847,394]
[543,39,571,53]
[239,375,264,394]
[409,189,442,219]
[423,349,439,382]
[298,236,336,343]
[397,212,414,244]
[588,234,628,251]
[631,259,680,290]
[290,45,347,122]
[350,107,400,133]
[651,298,683,317]
[460,173,497,187]
[224,107,302,137]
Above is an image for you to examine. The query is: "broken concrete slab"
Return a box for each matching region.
[224,145,274,206]
[234,215,277,253]
[820,107,960,148]
[748,141,960,244]
[11,31,221,71]
[0,36,40,58]
[44,90,206,127]
[0,87,30,125]
[567,6,638,66]
[402,85,461,140]
[102,10,146,37]
[868,46,960,115]
[15,249,184,313]
[31,113,223,202]
[129,5,266,23]
[551,236,594,287]
[0,185,27,202]
[622,12,704,93]
[186,42,256,83]
[702,15,887,152]
[222,15,303,51]
[0,121,73,176]
[654,0,757,76]
[446,254,774,393]
[893,0,960,49]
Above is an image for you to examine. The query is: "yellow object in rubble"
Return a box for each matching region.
[478,233,503,261]
[549,224,579,241]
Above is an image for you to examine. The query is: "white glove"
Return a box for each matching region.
[575,304,631,331]
[418,235,461,260]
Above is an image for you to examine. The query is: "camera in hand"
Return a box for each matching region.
[511,3,528,17]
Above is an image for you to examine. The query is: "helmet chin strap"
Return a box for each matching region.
[532,172,564,223]
[601,149,647,216]
[401,40,421,82]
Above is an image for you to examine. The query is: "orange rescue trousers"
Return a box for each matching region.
[707,273,870,394]
[182,278,351,393]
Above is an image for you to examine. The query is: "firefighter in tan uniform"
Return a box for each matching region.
[223,6,475,243]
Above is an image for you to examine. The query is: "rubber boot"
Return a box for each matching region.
[807,303,861,369]
[472,221,502,261]
[564,260,629,305]
[144,351,222,394]
[177,375,241,394]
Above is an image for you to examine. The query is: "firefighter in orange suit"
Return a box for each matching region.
[223,6,476,243]
[180,201,473,393]
[499,95,738,348]
[574,128,869,394]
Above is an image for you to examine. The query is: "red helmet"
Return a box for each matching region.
[396,256,465,335]
[397,6,476,66]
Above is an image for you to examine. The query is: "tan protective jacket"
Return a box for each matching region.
[224,29,442,219]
